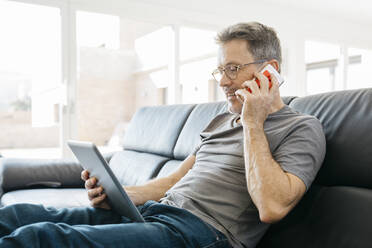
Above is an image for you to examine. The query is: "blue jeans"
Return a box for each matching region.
[0,200,231,248]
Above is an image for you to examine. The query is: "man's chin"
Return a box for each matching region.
[227,102,242,115]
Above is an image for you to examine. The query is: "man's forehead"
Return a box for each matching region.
[217,40,253,66]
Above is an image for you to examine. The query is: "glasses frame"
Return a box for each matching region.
[212,59,267,82]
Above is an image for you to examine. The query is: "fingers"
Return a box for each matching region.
[235,70,274,103]
[235,87,248,103]
[253,72,270,94]
[87,186,104,200]
[270,72,280,94]
[85,177,97,190]
[243,80,260,95]
[90,193,107,207]
[81,170,89,181]
[81,172,109,209]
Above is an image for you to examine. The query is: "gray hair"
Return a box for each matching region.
[216,22,282,72]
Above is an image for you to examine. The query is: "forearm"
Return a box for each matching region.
[243,125,293,221]
[124,155,195,206]
[124,176,177,205]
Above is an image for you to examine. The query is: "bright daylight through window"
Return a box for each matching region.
[0,1,61,158]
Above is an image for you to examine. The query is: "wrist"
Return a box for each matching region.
[242,121,264,131]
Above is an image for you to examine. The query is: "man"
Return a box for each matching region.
[0,22,325,248]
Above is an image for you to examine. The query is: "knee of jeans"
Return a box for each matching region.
[18,222,59,239]
[11,203,43,213]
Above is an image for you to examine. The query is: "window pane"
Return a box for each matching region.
[149,69,169,88]
[0,2,61,158]
[305,41,341,94]
[306,68,333,95]
[180,57,217,104]
[77,12,130,147]
[305,41,341,63]
[180,27,218,60]
[77,11,120,49]
[347,48,372,90]
[135,27,172,70]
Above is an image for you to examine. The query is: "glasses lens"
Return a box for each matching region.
[225,65,237,80]
[212,69,222,82]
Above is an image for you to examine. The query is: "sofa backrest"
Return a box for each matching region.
[173,101,228,160]
[123,103,195,158]
[114,96,300,184]
[122,96,297,161]
[257,88,372,248]
[288,88,372,188]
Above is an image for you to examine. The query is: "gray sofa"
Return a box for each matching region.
[1,88,372,248]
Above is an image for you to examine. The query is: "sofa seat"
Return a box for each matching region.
[1,188,89,208]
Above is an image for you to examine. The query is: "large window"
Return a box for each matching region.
[347,48,372,90]
[0,1,62,158]
[133,25,218,105]
[179,27,218,104]
[76,11,129,148]
[179,27,217,60]
[180,57,216,103]
[135,26,172,71]
[305,40,371,95]
[305,41,342,95]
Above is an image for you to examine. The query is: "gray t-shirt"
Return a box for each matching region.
[160,105,326,248]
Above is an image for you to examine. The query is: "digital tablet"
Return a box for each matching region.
[67,140,145,223]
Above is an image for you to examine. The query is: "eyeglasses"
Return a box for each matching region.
[211,59,267,82]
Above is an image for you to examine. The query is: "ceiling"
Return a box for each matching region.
[260,0,372,23]
[133,0,372,24]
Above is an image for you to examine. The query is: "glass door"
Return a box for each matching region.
[0,1,62,158]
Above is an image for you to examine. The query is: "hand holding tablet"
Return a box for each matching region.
[81,170,111,210]
[68,140,145,223]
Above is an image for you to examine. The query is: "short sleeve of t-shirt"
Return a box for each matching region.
[191,142,202,156]
[273,117,326,191]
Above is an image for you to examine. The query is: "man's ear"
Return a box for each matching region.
[268,59,280,73]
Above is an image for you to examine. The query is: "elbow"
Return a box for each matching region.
[258,205,287,224]
[259,213,281,224]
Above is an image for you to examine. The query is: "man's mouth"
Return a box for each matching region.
[227,94,236,99]
[226,90,237,99]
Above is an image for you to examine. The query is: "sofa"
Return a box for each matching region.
[0,88,371,248]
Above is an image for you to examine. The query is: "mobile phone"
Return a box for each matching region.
[247,64,284,93]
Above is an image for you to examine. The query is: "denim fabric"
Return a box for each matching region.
[0,200,231,248]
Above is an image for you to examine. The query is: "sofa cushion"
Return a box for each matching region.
[281,96,297,105]
[173,101,227,160]
[156,160,182,178]
[109,150,170,186]
[289,88,372,188]
[123,104,195,158]
[1,188,89,208]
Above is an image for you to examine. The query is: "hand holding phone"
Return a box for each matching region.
[246,64,284,93]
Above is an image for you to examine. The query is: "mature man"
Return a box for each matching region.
[0,22,325,248]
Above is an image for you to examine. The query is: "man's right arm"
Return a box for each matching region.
[82,154,196,209]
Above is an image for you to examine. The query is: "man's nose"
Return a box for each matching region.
[218,73,233,88]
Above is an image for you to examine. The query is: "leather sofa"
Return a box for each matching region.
[0,88,371,248]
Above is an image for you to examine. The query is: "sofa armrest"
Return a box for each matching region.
[0,158,85,196]
[0,150,117,197]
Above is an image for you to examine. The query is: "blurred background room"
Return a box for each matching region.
[0,0,371,159]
